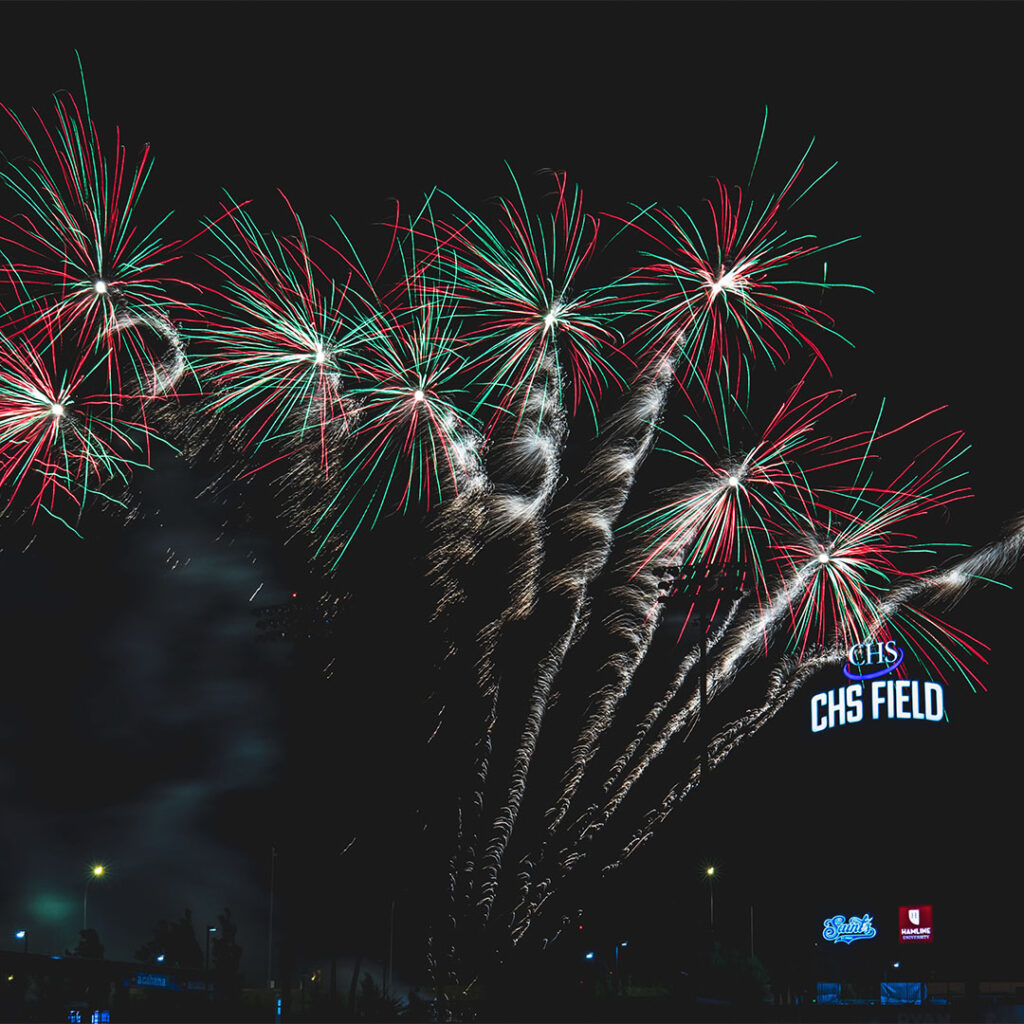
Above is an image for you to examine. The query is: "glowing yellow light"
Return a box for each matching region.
[91,864,105,878]
[706,866,715,877]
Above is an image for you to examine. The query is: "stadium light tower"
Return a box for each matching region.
[658,562,749,781]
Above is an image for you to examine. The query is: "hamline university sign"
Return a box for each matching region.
[810,641,946,733]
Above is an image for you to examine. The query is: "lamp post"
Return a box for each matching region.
[267,845,276,989]
[15,930,27,955]
[206,925,217,972]
[82,864,105,931]
[706,866,716,933]
[205,925,217,997]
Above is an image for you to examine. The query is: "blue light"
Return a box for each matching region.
[585,952,594,960]
[15,930,25,940]
[822,913,877,944]
[156,954,165,962]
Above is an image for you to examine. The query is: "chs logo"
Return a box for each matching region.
[822,913,877,944]
[843,640,904,681]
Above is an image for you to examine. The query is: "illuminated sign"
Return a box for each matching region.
[899,905,933,943]
[134,973,172,988]
[810,642,945,732]
[843,641,903,680]
[822,913,877,944]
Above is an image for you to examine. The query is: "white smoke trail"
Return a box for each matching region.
[424,352,568,984]
[599,593,745,798]
[108,308,188,397]
[475,358,672,920]
[603,651,824,872]
[587,569,810,831]
[545,548,668,831]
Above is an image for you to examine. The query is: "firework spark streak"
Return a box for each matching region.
[113,308,186,397]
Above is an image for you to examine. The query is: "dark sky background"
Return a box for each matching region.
[1,0,1021,995]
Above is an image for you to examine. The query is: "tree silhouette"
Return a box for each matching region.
[134,908,203,969]
[66,927,103,959]
[211,906,243,993]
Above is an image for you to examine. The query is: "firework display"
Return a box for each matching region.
[0,63,187,525]
[3,74,1022,1003]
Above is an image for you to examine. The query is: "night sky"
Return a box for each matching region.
[1,1,1021,996]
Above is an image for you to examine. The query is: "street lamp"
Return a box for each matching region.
[15,930,27,955]
[205,926,217,972]
[83,864,106,931]
[614,941,627,992]
[706,866,716,932]
[205,925,217,998]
